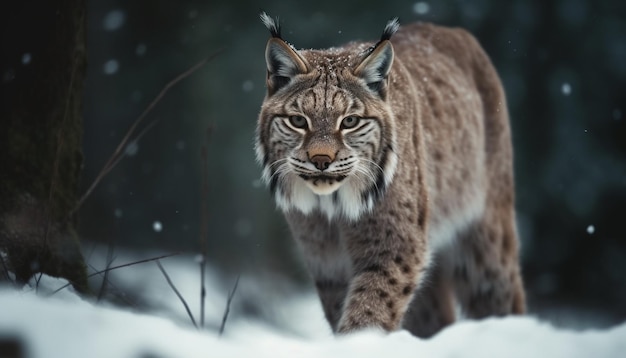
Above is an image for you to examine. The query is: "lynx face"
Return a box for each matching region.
[256,18,399,220]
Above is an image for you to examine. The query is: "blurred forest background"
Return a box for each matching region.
[11,0,625,327]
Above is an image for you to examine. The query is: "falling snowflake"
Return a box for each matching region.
[234,218,252,237]
[242,80,254,92]
[103,59,119,75]
[252,179,263,188]
[131,90,142,102]
[125,141,139,156]
[561,82,572,96]
[413,2,431,15]
[136,43,147,56]
[153,221,163,232]
[103,10,126,31]
[22,53,32,65]
[586,225,595,235]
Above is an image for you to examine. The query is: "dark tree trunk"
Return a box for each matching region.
[0,0,88,293]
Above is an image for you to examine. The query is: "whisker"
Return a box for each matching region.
[353,165,379,192]
[358,157,385,176]
[268,158,288,169]
[350,171,370,188]
[268,161,290,183]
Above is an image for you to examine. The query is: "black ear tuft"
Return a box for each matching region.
[261,12,309,96]
[353,18,399,99]
[354,41,394,99]
[265,38,309,95]
[379,18,400,42]
[260,12,281,39]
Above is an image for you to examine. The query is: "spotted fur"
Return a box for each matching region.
[256,15,525,336]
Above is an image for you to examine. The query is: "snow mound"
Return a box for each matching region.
[1,286,625,358]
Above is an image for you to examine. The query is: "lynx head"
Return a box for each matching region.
[256,13,399,220]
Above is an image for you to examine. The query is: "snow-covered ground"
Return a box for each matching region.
[1,252,625,358]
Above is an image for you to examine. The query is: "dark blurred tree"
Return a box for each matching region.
[0,0,88,293]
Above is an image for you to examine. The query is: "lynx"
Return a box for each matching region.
[255,13,525,337]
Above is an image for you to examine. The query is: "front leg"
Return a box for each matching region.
[338,209,427,333]
[286,211,352,332]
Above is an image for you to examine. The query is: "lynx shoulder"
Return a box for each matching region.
[256,13,525,336]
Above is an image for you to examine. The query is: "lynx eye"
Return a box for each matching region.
[341,116,360,129]
[288,115,308,129]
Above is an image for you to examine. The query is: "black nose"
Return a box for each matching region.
[310,155,332,171]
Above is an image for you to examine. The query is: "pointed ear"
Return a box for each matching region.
[265,38,309,96]
[354,40,394,99]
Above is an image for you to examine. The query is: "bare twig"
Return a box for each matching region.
[34,272,44,292]
[199,256,206,328]
[48,252,180,296]
[72,50,222,216]
[97,242,116,302]
[219,275,240,337]
[199,126,213,328]
[156,260,198,329]
[88,252,180,278]
[87,263,136,308]
[0,254,14,285]
[37,63,79,292]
